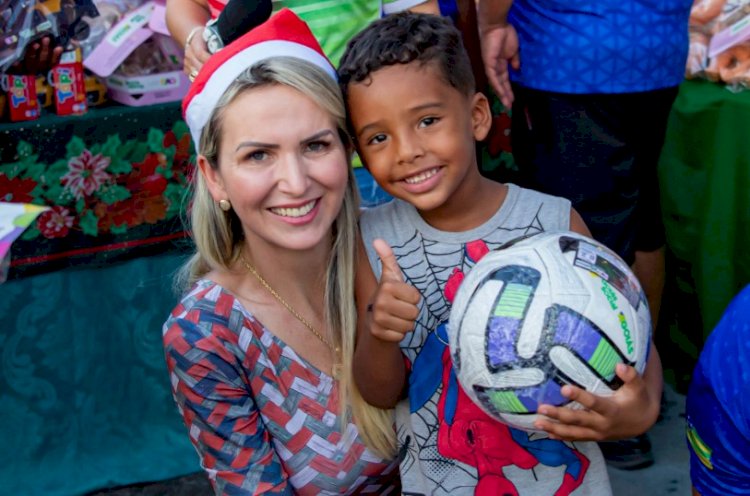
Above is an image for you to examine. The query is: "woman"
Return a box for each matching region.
[163,11,398,494]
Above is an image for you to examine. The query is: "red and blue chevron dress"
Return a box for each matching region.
[163,280,401,495]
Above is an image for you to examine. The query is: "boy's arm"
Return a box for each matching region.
[533,342,663,441]
[533,208,663,441]
[569,208,592,237]
[354,237,421,408]
[477,0,519,108]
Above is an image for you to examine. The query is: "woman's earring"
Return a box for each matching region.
[219,199,231,212]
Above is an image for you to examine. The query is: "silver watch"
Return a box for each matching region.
[202,19,224,54]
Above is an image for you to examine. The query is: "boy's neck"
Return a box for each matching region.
[417,176,508,233]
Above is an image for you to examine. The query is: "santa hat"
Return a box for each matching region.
[183,9,336,148]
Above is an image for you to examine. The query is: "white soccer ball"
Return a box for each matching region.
[448,231,651,432]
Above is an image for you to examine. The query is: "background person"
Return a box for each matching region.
[477,0,692,469]
[686,284,750,495]
[165,0,439,79]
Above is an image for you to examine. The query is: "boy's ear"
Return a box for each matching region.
[198,155,227,202]
[470,92,492,142]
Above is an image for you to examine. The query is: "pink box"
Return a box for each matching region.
[83,1,188,107]
[709,14,750,58]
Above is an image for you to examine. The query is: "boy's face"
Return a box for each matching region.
[347,62,491,218]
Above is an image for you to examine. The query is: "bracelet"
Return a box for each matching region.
[185,26,203,51]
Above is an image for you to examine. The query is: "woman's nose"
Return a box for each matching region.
[277,153,309,195]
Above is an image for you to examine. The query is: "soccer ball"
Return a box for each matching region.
[447,231,651,432]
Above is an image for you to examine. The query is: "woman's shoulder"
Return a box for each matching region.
[163,279,260,347]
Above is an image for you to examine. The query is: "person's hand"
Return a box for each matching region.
[10,36,63,75]
[368,239,421,343]
[532,363,660,442]
[478,22,520,108]
[184,27,211,79]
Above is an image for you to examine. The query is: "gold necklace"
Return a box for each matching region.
[240,256,341,379]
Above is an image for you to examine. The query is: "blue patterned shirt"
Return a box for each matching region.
[508,0,692,93]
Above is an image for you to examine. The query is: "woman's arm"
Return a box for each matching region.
[164,315,291,495]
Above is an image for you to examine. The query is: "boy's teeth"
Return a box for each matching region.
[271,200,315,218]
[404,167,439,184]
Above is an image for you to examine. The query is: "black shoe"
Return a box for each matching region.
[599,433,655,470]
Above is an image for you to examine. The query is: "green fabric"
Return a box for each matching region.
[659,79,750,339]
[0,253,199,495]
[273,0,427,66]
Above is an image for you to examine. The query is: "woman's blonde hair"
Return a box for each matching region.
[179,57,396,458]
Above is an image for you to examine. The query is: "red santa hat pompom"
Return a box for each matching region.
[183,9,336,148]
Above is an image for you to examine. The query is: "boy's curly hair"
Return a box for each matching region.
[338,13,475,102]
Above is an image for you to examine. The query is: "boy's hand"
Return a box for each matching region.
[532,363,659,442]
[369,239,421,343]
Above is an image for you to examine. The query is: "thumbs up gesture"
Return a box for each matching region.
[368,239,422,342]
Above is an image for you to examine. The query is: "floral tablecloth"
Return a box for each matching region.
[0,102,193,279]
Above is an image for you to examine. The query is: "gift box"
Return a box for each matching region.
[83,1,189,106]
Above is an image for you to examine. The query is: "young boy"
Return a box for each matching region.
[338,13,663,495]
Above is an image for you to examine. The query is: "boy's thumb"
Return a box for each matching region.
[373,238,404,283]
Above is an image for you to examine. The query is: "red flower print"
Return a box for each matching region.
[37,206,74,238]
[0,176,38,203]
[62,150,112,199]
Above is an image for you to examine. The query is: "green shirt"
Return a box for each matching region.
[272,0,428,65]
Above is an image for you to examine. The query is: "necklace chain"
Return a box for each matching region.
[240,256,340,357]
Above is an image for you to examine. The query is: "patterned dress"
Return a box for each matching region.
[163,280,400,495]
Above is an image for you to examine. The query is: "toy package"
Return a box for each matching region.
[0,0,100,72]
[687,0,750,90]
[2,74,40,121]
[84,1,189,106]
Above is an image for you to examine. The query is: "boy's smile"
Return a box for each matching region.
[347,62,497,230]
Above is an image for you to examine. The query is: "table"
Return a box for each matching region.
[0,102,191,279]
[658,79,750,382]
[0,252,199,495]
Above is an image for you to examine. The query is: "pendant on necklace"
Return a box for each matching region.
[331,363,342,380]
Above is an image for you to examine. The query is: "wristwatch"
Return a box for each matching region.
[202,18,224,54]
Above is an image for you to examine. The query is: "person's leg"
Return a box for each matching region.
[630,86,679,331]
[633,247,665,327]
[511,87,661,470]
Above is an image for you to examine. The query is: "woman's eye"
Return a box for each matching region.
[306,140,330,153]
[367,134,386,146]
[419,117,438,128]
[246,150,268,162]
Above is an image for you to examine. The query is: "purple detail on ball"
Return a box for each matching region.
[553,309,599,359]
[487,316,520,369]
[517,378,568,411]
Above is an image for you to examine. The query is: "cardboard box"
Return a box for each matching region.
[83,1,189,107]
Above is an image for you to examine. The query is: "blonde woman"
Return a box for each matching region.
[163,11,398,494]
